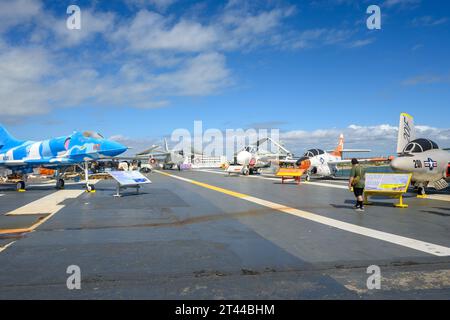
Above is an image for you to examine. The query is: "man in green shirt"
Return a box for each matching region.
[348,158,366,212]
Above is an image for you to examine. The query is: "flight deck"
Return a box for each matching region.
[1,169,450,299]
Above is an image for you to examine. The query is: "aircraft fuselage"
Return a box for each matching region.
[390,149,450,184]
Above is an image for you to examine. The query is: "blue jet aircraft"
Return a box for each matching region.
[0,125,127,191]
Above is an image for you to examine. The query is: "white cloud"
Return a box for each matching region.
[412,16,448,27]
[347,38,374,48]
[280,124,450,155]
[155,52,231,95]
[0,0,388,120]
[0,46,54,116]
[111,10,218,53]
[290,28,355,49]
[383,0,421,8]
[0,0,42,32]
[27,8,116,48]
[0,41,230,117]
[111,5,297,54]
[218,6,296,50]
[125,0,177,11]
[402,74,450,86]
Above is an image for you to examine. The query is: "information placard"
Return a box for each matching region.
[364,173,412,193]
[109,170,152,186]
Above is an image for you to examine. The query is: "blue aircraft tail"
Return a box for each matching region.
[0,124,21,148]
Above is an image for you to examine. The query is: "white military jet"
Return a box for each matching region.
[291,134,372,181]
[136,139,187,170]
[390,113,450,196]
[235,137,293,175]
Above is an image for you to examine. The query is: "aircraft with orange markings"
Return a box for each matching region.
[280,134,389,181]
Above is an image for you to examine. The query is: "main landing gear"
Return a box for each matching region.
[77,161,96,192]
[55,168,68,190]
[56,178,65,189]
[2,173,28,192]
[241,166,260,176]
[417,186,426,198]
[16,180,26,192]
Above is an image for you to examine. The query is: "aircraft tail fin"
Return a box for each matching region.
[397,113,416,154]
[0,124,21,148]
[164,138,169,152]
[331,134,344,158]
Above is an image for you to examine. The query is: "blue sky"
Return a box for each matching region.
[0,0,449,155]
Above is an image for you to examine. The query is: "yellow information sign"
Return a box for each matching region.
[363,173,412,208]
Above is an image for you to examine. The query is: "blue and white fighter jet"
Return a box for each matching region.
[0,124,127,191]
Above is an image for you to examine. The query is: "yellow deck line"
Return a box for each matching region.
[155,170,450,257]
[424,194,450,202]
[157,170,247,198]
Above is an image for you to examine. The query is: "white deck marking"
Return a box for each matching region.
[158,170,450,257]
[303,181,348,189]
[5,180,99,216]
[6,189,86,216]
[0,241,15,254]
[0,194,4,197]
[0,180,100,247]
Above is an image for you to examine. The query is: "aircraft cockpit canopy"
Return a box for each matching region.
[244,146,258,153]
[83,131,104,139]
[403,138,439,154]
[303,149,325,158]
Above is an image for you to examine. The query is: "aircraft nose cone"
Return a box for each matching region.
[390,158,399,170]
[114,143,128,156]
[390,157,406,172]
[105,141,128,157]
[237,151,251,165]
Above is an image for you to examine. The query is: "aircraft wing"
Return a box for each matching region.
[109,152,171,163]
[0,160,26,167]
[140,152,171,158]
[328,157,391,165]
[326,149,371,153]
[0,158,78,167]
[25,158,78,165]
[136,145,162,156]
[276,159,298,164]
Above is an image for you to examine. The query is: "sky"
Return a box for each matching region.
[0,0,449,156]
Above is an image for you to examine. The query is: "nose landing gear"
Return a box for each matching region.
[85,184,95,192]
[77,161,96,193]
[416,183,427,198]
[16,180,26,192]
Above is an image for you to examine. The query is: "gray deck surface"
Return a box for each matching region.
[1,170,449,299]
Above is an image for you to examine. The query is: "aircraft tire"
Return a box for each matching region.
[140,167,151,174]
[16,181,25,191]
[56,179,65,189]
[418,187,425,196]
